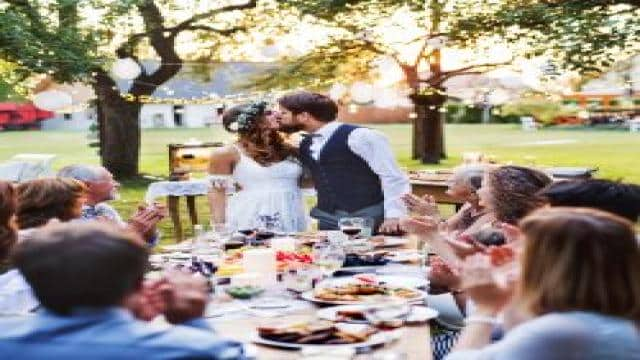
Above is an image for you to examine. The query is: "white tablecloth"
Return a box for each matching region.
[145,180,211,203]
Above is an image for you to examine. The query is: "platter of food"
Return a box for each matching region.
[253,321,402,349]
[317,304,438,325]
[300,278,427,305]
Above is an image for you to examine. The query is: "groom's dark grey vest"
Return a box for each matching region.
[299,124,384,213]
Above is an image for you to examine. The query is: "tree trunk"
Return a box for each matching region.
[94,72,141,178]
[411,93,446,164]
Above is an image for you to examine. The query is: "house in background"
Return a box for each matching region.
[41,61,274,131]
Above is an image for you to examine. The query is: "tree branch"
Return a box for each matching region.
[431,59,513,86]
[169,0,257,35]
[179,25,246,36]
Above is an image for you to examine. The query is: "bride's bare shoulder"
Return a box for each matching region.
[209,145,239,173]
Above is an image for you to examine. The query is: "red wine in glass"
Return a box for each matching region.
[342,227,361,237]
[255,231,275,241]
[239,229,255,236]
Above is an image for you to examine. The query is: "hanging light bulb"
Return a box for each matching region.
[33,90,73,111]
[350,82,374,104]
[328,83,348,100]
[112,58,142,80]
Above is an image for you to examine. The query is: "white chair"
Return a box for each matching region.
[629,117,640,133]
[520,116,538,131]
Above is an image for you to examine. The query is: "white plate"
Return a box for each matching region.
[300,288,428,306]
[317,304,438,324]
[251,326,403,350]
[373,237,408,248]
[319,275,428,289]
[385,250,422,263]
[160,243,192,252]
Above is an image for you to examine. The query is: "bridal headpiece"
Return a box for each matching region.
[228,101,268,132]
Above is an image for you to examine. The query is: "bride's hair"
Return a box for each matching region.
[222,102,296,166]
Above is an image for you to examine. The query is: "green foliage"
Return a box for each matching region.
[445,103,520,124]
[448,0,640,75]
[501,98,577,124]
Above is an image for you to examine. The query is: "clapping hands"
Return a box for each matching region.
[402,193,440,217]
[127,203,167,241]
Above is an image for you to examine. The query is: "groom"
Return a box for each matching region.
[277,91,410,233]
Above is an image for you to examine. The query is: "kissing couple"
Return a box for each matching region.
[208,91,410,235]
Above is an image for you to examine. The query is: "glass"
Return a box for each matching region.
[416,236,430,270]
[312,242,346,277]
[339,217,365,240]
[282,262,314,293]
[360,217,375,238]
[192,224,224,262]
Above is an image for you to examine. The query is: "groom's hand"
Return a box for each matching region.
[379,218,403,235]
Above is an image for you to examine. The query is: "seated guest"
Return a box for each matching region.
[447,207,640,359]
[539,179,640,222]
[0,222,246,359]
[0,181,17,273]
[0,181,38,313]
[15,178,87,239]
[57,165,166,245]
[403,164,488,232]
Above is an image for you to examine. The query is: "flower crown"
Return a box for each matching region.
[228,101,268,132]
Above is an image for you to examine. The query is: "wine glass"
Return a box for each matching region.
[312,242,346,278]
[339,217,365,241]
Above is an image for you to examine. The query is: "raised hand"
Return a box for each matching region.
[402,193,440,217]
[159,271,210,324]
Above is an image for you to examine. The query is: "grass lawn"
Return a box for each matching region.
[1,124,638,241]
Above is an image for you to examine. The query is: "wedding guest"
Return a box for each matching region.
[0,222,246,359]
[447,207,640,359]
[15,178,86,239]
[539,179,640,222]
[0,181,17,273]
[58,165,166,245]
[277,91,410,233]
[0,181,38,313]
[403,164,488,232]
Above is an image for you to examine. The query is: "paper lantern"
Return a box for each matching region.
[112,58,142,80]
[260,44,281,59]
[350,82,374,104]
[33,90,73,111]
[328,83,348,100]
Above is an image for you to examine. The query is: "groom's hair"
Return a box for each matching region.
[278,91,338,123]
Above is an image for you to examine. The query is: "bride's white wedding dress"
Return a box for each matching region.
[226,147,307,233]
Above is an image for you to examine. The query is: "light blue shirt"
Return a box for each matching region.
[446,311,640,360]
[0,307,246,359]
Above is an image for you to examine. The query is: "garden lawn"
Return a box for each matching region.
[1,124,638,242]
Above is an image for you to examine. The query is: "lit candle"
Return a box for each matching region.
[242,248,277,285]
[270,237,296,252]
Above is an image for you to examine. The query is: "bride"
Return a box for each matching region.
[208,101,307,233]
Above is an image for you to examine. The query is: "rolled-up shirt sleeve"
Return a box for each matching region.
[348,128,410,218]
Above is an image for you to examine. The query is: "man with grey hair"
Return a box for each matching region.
[58,164,165,245]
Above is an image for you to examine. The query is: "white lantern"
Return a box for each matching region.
[427,36,447,49]
[373,88,398,108]
[32,90,73,111]
[260,44,281,59]
[328,83,348,100]
[112,58,142,80]
[350,82,374,104]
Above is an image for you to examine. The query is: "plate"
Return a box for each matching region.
[319,275,428,289]
[251,326,403,350]
[317,304,438,324]
[385,250,422,263]
[160,243,192,252]
[300,288,428,306]
[372,237,408,248]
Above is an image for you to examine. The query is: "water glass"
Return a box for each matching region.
[312,242,346,277]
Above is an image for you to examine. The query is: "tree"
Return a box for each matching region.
[0,0,262,178]
[264,0,513,163]
[449,1,640,75]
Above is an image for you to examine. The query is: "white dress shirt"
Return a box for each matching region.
[308,121,410,218]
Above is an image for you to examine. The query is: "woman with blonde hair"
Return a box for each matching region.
[446,207,640,359]
[208,101,307,232]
